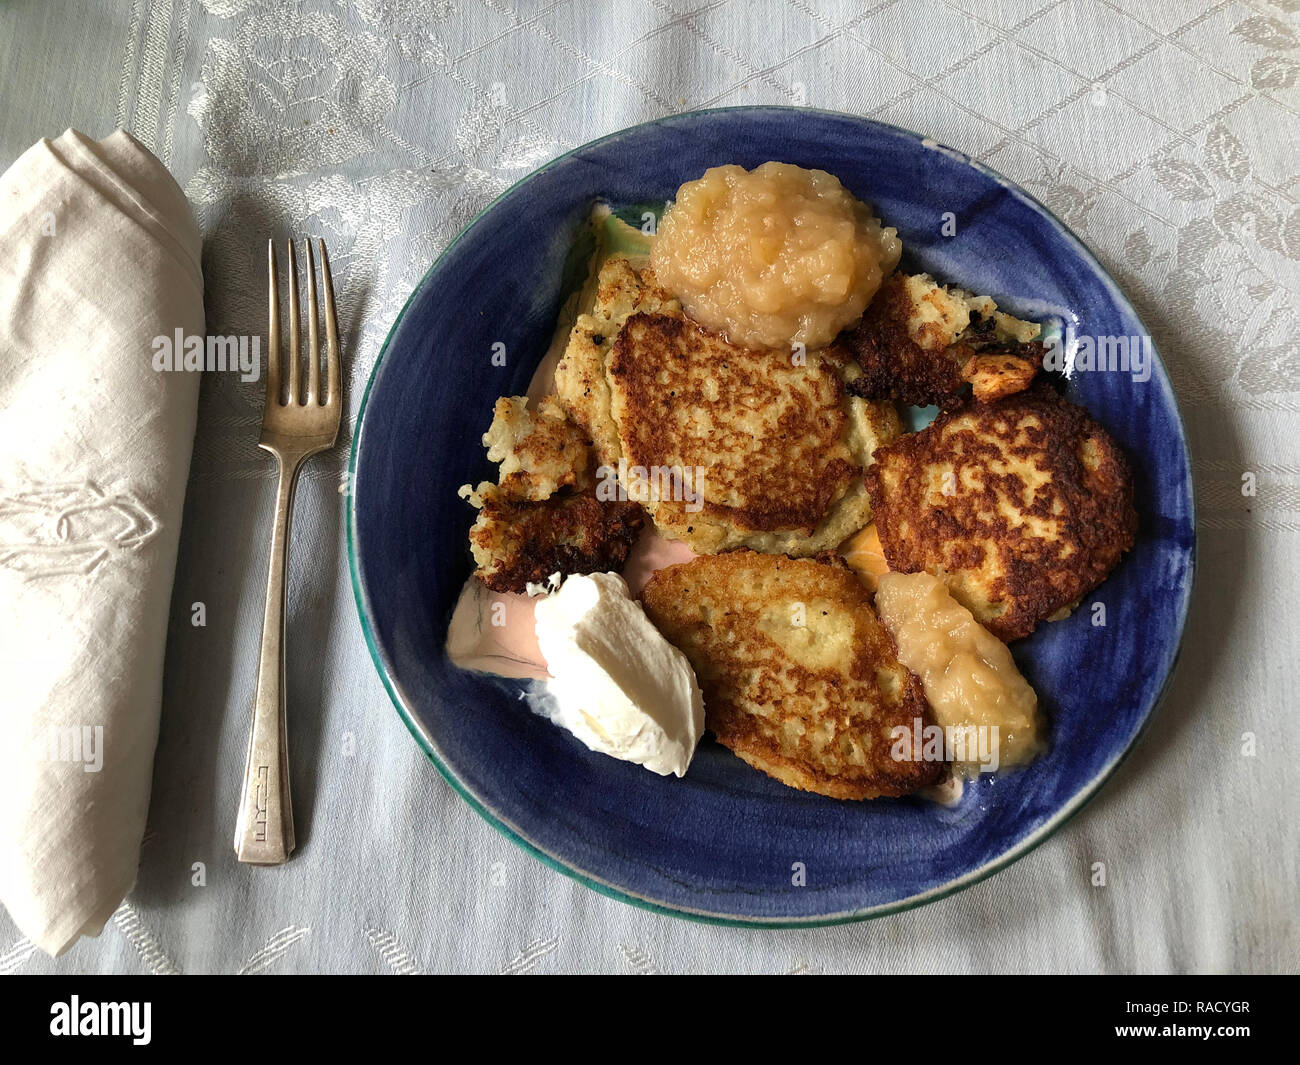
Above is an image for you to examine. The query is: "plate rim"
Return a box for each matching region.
[346,104,1197,927]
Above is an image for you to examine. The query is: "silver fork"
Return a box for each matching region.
[234,238,342,865]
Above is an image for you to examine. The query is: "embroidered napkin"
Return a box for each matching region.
[0,130,203,955]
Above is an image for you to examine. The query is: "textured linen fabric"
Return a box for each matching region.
[0,130,204,955]
[1,0,1297,973]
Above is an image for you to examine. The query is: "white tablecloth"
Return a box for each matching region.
[1,0,1295,974]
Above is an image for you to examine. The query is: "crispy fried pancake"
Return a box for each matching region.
[863,384,1137,641]
[606,312,899,554]
[556,258,901,555]
[839,273,1044,410]
[459,393,645,593]
[641,552,943,799]
[465,487,644,594]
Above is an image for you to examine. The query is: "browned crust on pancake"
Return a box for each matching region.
[641,551,944,800]
[469,489,644,594]
[608,312,858,534]
[838,275,968,409]
[838,276,1044,410]
[863,383,1137,641]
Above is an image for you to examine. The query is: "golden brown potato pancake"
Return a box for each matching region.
[459,394,644,593]
[863,384,1137,641]
[605,311,898,554]
[642,551,944,799]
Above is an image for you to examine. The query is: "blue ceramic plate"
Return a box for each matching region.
[347,107,1195,925]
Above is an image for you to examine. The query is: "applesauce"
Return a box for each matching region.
[874,571,1042,775]
[650,162,901,351]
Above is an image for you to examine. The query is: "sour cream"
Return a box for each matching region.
[533,572,704,777]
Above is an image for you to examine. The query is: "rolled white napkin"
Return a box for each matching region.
[0,130,203,955]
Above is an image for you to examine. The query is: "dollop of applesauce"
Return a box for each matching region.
[650,162,901,351]
[874,571,1043,775]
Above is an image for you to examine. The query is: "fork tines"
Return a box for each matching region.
[266,238,340,410]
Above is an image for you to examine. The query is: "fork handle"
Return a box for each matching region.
[234,452,302,864]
